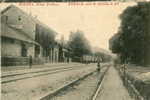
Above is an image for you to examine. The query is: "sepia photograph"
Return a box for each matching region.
[0,2,150,100]
[0,0,148,3]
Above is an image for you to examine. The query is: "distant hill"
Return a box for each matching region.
[92,47,116,58]
[92,47,110,54]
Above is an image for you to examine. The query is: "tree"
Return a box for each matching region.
[68,30,91,61]
[109,2,150,66]
[109,33,123,54]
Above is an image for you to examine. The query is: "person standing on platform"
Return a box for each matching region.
[97,57,102,72]
[29,55,32,68]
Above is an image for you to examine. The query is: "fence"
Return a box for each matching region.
[116,65,150,100]
[1,56,44,66]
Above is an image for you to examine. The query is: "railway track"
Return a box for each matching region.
[91,66,108,100]
[39,65,110,100]
[1,64,90,84]
[1,64,81,78]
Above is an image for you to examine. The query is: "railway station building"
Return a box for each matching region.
[1,5,43,66]
[1,5,69,66]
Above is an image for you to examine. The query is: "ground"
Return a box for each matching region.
[1,63,97,100]
[96,66,133,100]
[126,64,150,83]
[49,66,108,100]
[51,71,100,100]
[1,63,137,100]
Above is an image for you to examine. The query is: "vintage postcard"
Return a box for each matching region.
[0,0,149,2]
[0,1,150,100]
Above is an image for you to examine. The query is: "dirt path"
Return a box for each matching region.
[96,66,134,100]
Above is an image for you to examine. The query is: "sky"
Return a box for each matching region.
[1,2,136,50]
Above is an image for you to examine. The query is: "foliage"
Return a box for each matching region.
[109,33,123,54]
[68,30,92,59]
[109,2,150,65]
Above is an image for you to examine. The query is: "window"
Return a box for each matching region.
[3,15,8,24]
[18,16,21,21]
[21,43,27,57]
[6,16,8,22]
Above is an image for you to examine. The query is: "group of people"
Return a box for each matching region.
[29,55,103,70]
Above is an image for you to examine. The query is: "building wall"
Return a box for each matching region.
[1,38,21,57]
[1,37,37,66]
[53,47,59,62]
[1,36,35,57]
[1,5,40,58]
[1,5,63,65]
[27,44,35,57]
[2,5,36,40]
[48,46,59,63]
